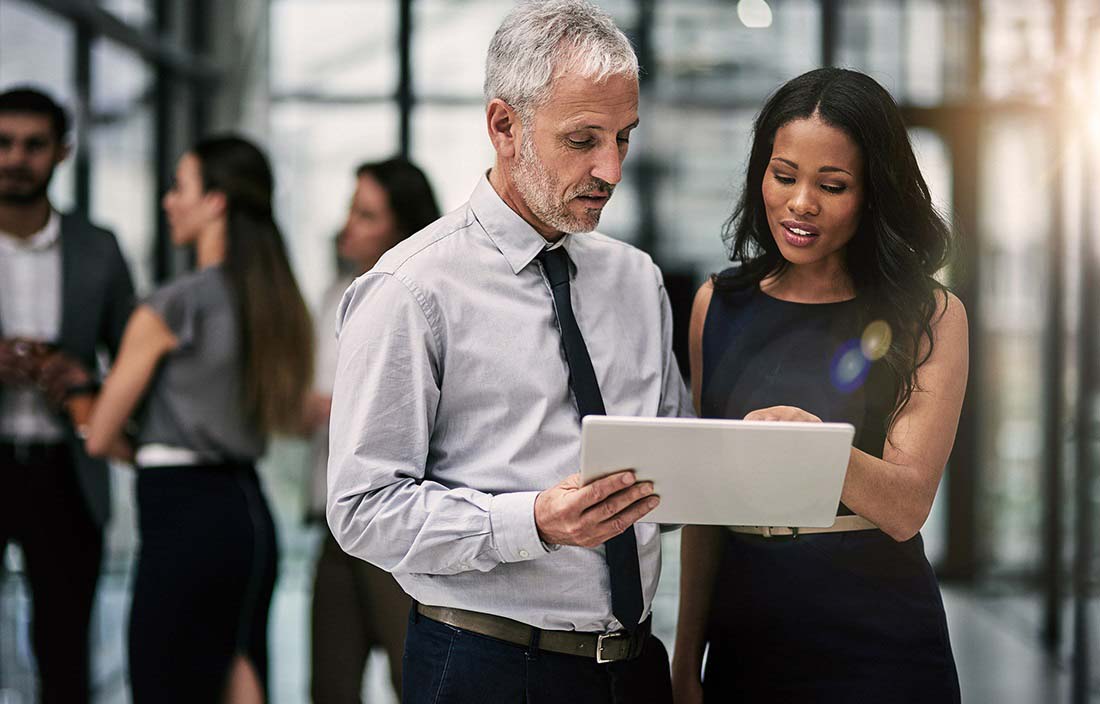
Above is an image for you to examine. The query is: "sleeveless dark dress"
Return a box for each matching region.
[699,273,960,703]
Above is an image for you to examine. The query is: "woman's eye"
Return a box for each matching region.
[772,173,795,185]
[822,184,847,194]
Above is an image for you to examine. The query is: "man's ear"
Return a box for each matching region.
[55,142,72,165]
[486,98,521,159]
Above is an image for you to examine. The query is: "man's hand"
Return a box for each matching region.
[0,338,46,386]
[36,351,93,408]
[744,405,821,423]
[534,470,659,548]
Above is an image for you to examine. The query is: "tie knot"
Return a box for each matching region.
[538,247,571,288]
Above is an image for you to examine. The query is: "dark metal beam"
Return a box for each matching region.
[1071,25,1099,702]
[73,22,92,217]
[820,0,840,67]
[633,0,658,258]
[1071,105,1096,704]
[1041,0,1068,654]
[24,0,220,81]
[938,0,984,583]
[398,0,413,157]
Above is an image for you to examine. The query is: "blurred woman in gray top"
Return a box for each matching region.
[82,135,313,704]
[304,157,440,703]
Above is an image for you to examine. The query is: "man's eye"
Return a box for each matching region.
[567,138,592,148]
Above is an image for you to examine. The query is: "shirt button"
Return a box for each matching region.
[519,549,530,558]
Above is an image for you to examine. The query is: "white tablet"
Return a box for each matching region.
[579,416,856,527]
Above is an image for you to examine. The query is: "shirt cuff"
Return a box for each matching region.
[490,491,549,563]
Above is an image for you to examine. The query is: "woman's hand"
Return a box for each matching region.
[671,656,705,704]
[744,405,821,423]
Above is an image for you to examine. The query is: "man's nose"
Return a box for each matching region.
[590,142,623,186]
[0,144,27,164]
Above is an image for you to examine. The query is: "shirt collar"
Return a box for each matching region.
[469,173,571,274]
[0,210,61,253]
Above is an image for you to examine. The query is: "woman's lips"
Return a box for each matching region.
[781,222,820,248]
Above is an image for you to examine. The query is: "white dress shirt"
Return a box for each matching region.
[327,176,692,632]
[0,211,65,441]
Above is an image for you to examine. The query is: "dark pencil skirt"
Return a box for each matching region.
[703,529,961,703]
[128,462,278,704]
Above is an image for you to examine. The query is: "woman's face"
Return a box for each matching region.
[162,153,221,246]
[761,116,864,269]
[338,173,400,269]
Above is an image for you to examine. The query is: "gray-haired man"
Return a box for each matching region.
[327,2,689,701]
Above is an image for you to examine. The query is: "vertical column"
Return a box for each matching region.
[73,21,92,217]
[632,0,657,257]
[153,0,173,284]
[398,0,413,158]
[820,0,839,68]
[1071,29,1098,701]
[940,0,985,582]
[1041,0,1067,653]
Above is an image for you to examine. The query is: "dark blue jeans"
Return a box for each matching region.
[402,608,673,704]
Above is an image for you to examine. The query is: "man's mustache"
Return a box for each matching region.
[0,169,36,181]
[570,179,615,198]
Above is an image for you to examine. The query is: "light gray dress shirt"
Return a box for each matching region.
[327,175,692,632]
[0,211,65,441]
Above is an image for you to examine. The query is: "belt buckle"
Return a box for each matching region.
[596,632,627,664]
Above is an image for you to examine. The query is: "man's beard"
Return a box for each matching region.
[0,167,53,205]
[511,134,613,235]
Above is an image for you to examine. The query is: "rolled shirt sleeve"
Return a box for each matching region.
[326,272,547,576]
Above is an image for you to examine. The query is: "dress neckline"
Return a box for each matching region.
[755,284,859,307]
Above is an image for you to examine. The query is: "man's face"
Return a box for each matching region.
[0,113,66,205]
[511,71,639,234]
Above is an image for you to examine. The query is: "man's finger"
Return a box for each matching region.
[593,495,661,541]
[581,481,654,525]
[574,470,634,509]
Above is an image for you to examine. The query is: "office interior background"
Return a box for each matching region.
[1,0,1099,701]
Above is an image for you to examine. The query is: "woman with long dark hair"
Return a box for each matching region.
[304,157,440,703]
[81,135,313,703]
[670,68,967,702]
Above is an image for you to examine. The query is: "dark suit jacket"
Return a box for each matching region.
[0,212,135,527]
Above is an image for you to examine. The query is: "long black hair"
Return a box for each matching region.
[718,67,952,427]
[192,135,314,434]
[355,157,441,241]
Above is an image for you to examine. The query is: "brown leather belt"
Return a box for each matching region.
[728,514,878,538]
[416,604,649,664]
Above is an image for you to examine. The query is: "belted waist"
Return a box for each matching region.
[416,603,649,664]
[728,514,878,538]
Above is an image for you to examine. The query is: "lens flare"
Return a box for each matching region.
[861,320,893,361]
[831,340,871,393]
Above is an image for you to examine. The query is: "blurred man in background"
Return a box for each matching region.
[0,86,134,704]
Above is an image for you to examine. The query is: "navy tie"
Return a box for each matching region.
[538,247,644,632]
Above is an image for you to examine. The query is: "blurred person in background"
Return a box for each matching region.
[304,157,440,704]
[76,135,313,704]
[0,86,134,704]
[671,68,967,703]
